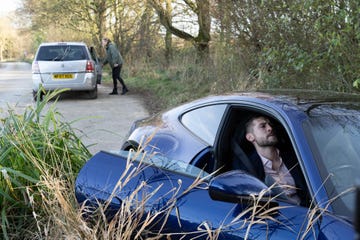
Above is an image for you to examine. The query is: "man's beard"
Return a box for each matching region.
[256,135,278,147]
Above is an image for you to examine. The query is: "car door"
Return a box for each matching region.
[89,46,102,84]
[75,151,353,239]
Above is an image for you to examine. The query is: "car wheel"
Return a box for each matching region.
[97,74,102,84]
[122,140,141,152]
[33,90,43,101]
[88,86,97,99]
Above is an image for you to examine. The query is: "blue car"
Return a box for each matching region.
[75,90,360,239]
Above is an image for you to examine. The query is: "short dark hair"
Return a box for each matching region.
[244,114,267,134]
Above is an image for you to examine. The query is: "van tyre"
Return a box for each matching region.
[88,86,97,99]
[33,90,44,101]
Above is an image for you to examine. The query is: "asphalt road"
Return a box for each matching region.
[0,62,149,154]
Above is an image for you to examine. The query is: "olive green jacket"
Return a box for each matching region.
[103,43,123,68]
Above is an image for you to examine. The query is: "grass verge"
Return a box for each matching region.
[0,90,90,239]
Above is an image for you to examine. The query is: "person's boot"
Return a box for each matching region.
[121,87,129,95]
[109,88,118,95]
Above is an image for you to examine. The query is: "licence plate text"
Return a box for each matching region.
[53,74,74,79]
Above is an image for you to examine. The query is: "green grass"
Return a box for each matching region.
[0,90,90,239]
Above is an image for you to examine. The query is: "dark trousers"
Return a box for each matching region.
[112,65,127,90]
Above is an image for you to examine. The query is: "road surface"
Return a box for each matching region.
[0,62,149,154]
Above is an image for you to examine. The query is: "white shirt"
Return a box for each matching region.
[259,153,301,204]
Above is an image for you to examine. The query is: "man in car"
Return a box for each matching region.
[244,115,308,205]
[102,37,129,95]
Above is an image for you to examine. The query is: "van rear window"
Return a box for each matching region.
[36,45,88,61]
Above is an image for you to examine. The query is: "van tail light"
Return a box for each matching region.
[86,61,95,73]
[32,61,40,73]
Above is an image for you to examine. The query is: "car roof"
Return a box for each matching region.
[38,42,88,47]
[158,90,360,121]
[254,89,360,103]
[179,89,360,112]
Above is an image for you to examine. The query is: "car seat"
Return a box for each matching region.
[230,117,265,180]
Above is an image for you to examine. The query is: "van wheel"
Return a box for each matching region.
[88,86,97,99]
[33,91,44,101]
[97,74,102,84]
[122,140,141,152]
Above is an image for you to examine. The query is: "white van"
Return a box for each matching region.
[32,42,102,100]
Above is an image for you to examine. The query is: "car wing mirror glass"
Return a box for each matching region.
[209,170,278,208]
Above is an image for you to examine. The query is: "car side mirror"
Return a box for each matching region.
[209,170,278,208]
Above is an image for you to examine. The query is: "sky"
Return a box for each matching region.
[0,0,21,17]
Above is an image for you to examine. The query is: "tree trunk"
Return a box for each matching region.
[150,0,211,63]
[165,0,173,66]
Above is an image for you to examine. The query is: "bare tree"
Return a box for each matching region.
[149,0,211,61]
[20,0,113,53]
[107,0,159,58]
[164,0,173,65]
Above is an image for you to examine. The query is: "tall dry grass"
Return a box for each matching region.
[0,90,90,239]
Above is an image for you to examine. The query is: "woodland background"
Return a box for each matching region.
[1,0,360,106]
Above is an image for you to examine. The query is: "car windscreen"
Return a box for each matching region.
[111,150,210,179]
[36,45,88,61]
[307,103,360,219]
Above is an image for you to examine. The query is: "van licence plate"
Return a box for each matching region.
[53,73,74,79]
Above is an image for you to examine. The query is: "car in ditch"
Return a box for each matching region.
[75,90,360,239]
[32,42,102,100]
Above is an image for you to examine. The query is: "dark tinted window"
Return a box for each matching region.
[181,104,227,145]
[36,45,88,61]
[89,46,98,61]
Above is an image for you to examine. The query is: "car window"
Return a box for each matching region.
[306,104,360,219]
[36,45,88,61]
[180,104,227,145]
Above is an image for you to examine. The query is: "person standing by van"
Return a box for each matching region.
[102,37,129,95]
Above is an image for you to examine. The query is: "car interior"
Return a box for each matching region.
[212,107,294,172]
[191,107,294,174]
[209,106,311,206]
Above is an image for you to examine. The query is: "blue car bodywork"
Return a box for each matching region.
[75,90,360,239]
